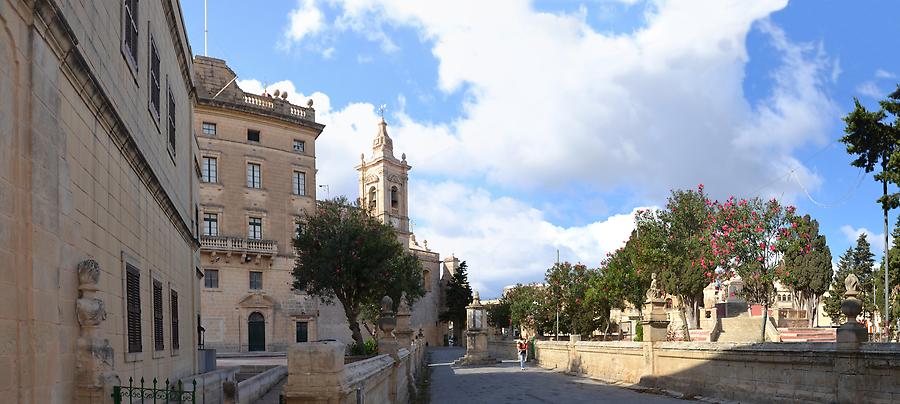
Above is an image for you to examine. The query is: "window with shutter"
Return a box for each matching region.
[149,35,160,118]
[126,264,142,353]
[171,290,179,350]
[122,0,139,70]
[167,84,176,155]
[153,280,164,351]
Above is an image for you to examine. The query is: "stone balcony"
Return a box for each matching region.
[200,235,277,265]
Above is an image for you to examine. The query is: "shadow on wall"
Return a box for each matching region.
[534,340,900,403]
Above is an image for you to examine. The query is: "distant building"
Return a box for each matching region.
[193,56,327,352]
[0,0,200,401]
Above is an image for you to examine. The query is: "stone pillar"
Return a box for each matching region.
[453,291,498,366]
[836,273,868,346]
[74,259,118,403]
[641,273,670,343]
[377,296,399,403]
[395,293,414,350]
[283,341,347,403]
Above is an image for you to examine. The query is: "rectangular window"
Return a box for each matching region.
[149,35,160,119]
[126,264,142,353]
[296,321,309,343]
[202,122,217,136]
[153,279,164,351]
[293,139,305,153]
[167,83,176,155]
[203,213,218,236]
[249,271,263,290]
[201,156,217,183]
[247,163,261,188]
[248,217,262,240]
[247,129,260,143]
[292,171,306,196]
[204,269,219,288]
[122,0,139,69]
[170,290,179,350]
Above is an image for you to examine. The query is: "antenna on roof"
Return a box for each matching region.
[204,0,208,56]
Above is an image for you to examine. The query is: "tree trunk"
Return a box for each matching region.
[807,294,816,328]
[683,295,701,329]
[680,301,692,341]
[344,306,364,345]
[760,301,768,342]
[884,173,891,340]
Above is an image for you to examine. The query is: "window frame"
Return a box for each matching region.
[121,0,139,78]
[148,31,160,123]
[247,129,260,143]
[166,79,176,160]
[201,156,218,183]
[292,171,306,196]
[292,139,305,153]
[152,278,165,352]
[203,213,219,236]
[247,163,262,189]
[124,261,142,357]
[170,288,180,352]
[249,271,263,290]
[204,269,220,289]
[248,217,263,240]
[296,321,309,343]
[201,122,217,136]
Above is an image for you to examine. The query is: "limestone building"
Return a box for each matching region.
[0,0,201,402]
[356,119,446,346]
[193,56,331,352]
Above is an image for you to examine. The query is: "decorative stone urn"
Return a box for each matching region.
[641,273,670,342]
[836,273,868,344]
[453,291,498,366]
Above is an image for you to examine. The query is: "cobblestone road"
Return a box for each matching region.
[427,347,688,404]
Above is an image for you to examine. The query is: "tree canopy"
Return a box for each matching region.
[292,196,425,345]
[440,261,473,338]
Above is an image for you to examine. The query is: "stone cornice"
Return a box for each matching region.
[161,0,195,97]
[33,0,200,249]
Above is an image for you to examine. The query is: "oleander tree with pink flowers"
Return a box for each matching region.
[704,196,812,341]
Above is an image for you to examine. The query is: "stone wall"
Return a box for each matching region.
[283,340,427,404]
[533,340,900,403]
[487,340,519,360]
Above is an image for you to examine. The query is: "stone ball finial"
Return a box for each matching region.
[281,91,288,100]
[401,153,406,161]
[398,292,410,313]
[273,89,281,97]
[845,273,859,296]
[381,295,394,314]
[307,98,314,107]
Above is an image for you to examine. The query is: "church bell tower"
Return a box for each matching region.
[357,117,412,244]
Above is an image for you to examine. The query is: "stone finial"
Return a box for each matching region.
[845,273,859,297]
[472,291,480,304]
[274,89,281,98]
[76,298,107,327]
[281,91,289,100]
[381,295,393,314]
[378,295,396,336]
[398,292,410,315]
[307,98,314,107]
[645,272,664,301]
[401,153,407,161]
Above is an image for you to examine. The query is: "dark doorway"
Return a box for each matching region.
[296,321,309,343]
[248,312,265,351]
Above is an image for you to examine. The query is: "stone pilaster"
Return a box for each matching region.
[283,341,347,403]
[74,259,118,403]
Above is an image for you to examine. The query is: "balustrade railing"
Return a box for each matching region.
[240,93,315,122]
[200,236,277,255]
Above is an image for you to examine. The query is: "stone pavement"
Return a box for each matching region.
[428,347,688,404]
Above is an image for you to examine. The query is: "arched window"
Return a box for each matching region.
[368,187,377,211]
[391,186,399,209]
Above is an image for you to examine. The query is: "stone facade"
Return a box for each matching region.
[194,56,329,352]
[0,0,201,402]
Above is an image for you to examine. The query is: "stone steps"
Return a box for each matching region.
[778,328,836,342]
[717,316,765,342]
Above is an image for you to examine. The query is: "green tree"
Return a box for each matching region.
[292,197,424,345]
[545,262,606,338]
[440,261,473,341]
[486,298,511,330]
[779,215,833,327]
[505,284,553,336]
[840,86,900,335]
[852,233,877,320]
[824,247,855,324]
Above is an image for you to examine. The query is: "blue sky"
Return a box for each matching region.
[182,0,900,298]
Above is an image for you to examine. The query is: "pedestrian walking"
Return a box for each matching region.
[516,335,528,370]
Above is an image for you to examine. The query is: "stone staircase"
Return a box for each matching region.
[717,315,766,343]
[778,328,836,342]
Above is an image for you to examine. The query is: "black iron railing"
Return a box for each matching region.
[111,377,197,403]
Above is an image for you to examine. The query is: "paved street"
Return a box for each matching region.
[427,347,687,404]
